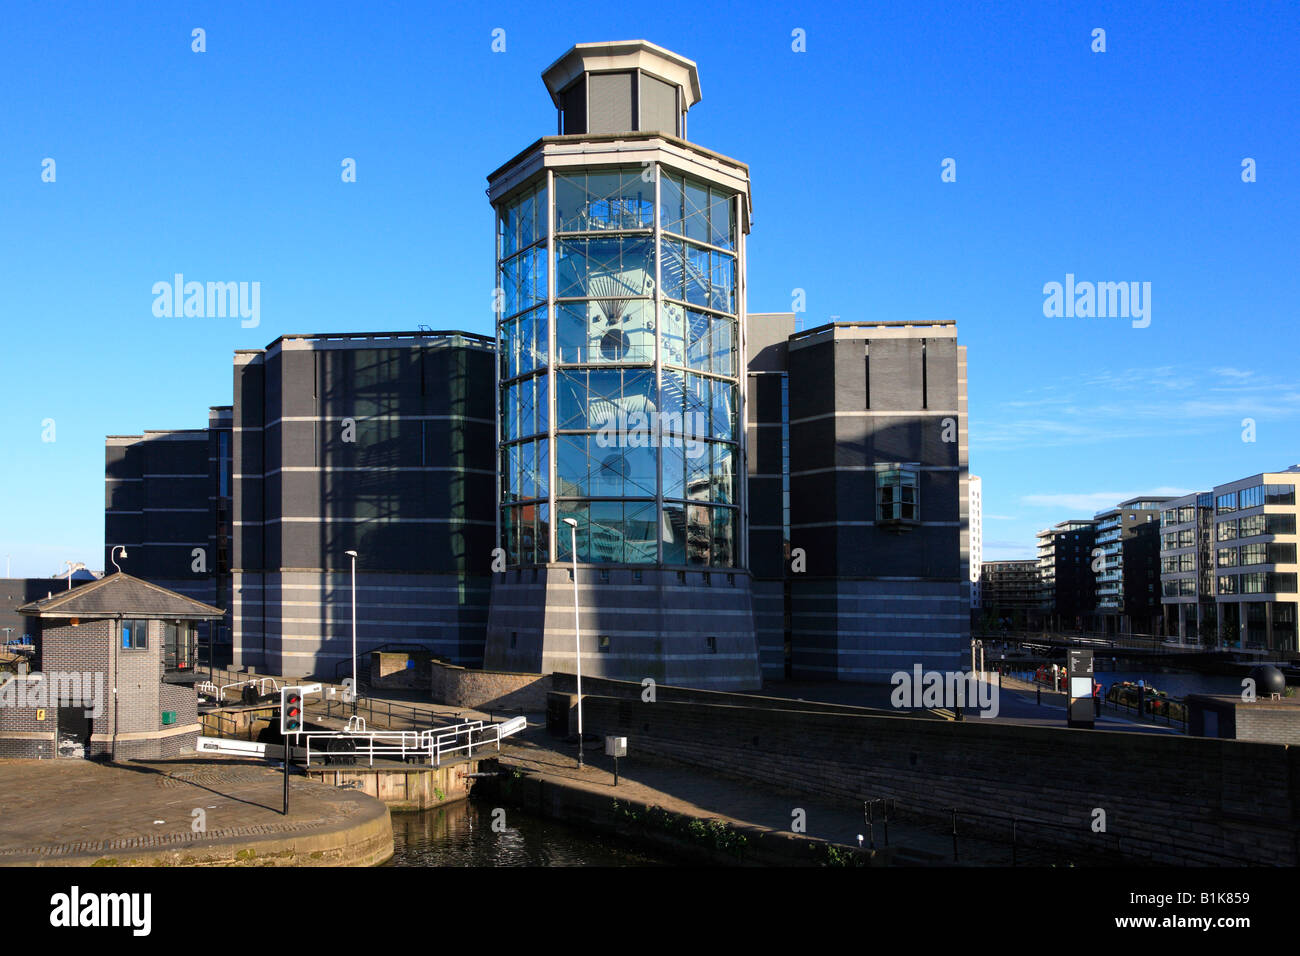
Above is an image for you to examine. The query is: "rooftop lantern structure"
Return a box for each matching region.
[542,40,702,138]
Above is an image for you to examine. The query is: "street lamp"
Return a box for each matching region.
[63,561,85,590]
[344,550,358,714]
[562,517,583,769]
[110,546,128,574]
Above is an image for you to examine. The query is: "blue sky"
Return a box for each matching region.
[1,1,1296,575]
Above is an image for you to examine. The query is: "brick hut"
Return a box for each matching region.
[0,573,223,759]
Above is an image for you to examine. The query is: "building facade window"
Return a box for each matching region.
[1266,513,1297,535]
[1265,484,1297,506]
[1239,543,1267,566]
[1268,543,1297,564]
[876,464,919,522]
[1239,485,1265,509]
[1239,514,1265,537]
[1268,573,1298,593]
[122,619,148,650]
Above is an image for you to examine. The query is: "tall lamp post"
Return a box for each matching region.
[562,518,583,769]
[110,546,128,574]
[344,550,358,715]
[63,561,85,590]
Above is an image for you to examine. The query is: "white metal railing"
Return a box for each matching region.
[299,715,528,768]
[207,676,282,704]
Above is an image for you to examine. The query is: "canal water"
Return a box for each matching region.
[388,797,675,866]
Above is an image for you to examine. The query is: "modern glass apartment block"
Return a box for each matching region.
[1034,519,1096,630]
[1093,497,1170,635]
[484,41,761,688]
[1158,492,1216,644]
[1208,469,1300,651]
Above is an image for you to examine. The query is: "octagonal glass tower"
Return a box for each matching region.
[484,40,760,688]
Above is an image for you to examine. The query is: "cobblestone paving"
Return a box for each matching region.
[0,757,370,861]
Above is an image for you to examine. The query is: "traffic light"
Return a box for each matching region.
[280,686,304,735]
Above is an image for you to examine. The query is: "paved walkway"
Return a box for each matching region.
[496,729,1070,865]
[995,674,1184,734]
[0,757,391,865]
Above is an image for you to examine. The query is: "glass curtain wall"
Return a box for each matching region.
[496,165,741,567]
[498,180,550,566]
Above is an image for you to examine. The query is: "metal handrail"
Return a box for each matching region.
[300,715,526,768]
[212,676,281,703]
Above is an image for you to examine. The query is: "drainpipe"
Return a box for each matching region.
[112,613,121,761]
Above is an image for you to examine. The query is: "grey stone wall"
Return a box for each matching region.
[485,566,761,690]
[579,693,1297,865]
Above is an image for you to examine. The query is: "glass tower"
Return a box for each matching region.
[494,41,749,572]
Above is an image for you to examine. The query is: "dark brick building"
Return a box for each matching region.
[230,332,497,676]
[105,406,232,661]
[108,331,499,680]
[748,318,970,680]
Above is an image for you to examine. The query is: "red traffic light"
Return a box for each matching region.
[282,687,306,734]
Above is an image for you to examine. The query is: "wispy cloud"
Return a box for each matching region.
[975,365,1300,449]
[1020,486,1194,513]
[1211,367,1255,381]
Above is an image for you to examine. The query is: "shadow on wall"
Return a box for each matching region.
[428,659,552,712]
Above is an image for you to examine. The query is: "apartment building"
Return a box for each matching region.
[1209,468,1299,651]
[1094,497,1170,635]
